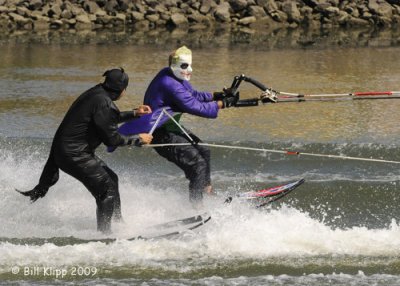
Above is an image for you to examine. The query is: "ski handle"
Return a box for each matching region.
[229,74,275,107]
[231,74,268,90]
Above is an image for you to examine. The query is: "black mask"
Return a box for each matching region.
[102,68,129,94]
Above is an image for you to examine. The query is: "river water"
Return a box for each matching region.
[1,31,400,285]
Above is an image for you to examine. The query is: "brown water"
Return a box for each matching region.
[1,43,400,144]
[1,35,400,286]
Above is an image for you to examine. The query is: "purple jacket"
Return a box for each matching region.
[144,67,219,119]
[108,68,219,152]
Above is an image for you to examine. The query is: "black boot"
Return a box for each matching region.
[112,192,124,223]
[96,195,114,234]
[189,188,204,210]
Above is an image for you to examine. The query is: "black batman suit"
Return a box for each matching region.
[19,69,141,233]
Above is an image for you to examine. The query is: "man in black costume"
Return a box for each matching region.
[18,68,152,233]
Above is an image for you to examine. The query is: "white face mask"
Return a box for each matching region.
[170,54,192,81]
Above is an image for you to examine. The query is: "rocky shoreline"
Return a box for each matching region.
[0,0,400,34]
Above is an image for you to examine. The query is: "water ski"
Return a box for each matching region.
[0,212,211,246]
[224,178,305,208]
[131,212,211,240]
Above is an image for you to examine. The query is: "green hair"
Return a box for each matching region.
[169,46,192,66]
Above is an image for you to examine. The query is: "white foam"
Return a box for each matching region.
[1,149,400,272]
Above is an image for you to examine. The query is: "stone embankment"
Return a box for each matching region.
[0,0,399,32]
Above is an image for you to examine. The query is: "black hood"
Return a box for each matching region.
[102,68,129,100]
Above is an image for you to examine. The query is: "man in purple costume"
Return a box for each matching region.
[143,46,238,204]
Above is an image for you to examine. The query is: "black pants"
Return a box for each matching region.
[152,128,211,202]
[39,149,122,233]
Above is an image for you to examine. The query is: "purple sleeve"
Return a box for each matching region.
[192,90,213,102]
[183,81,213,102]
[170,83,219,118]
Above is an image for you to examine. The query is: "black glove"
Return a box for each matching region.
[123,135,141,147]
[213,87,237,101]
[222,87,236,97]
[222,94,239,108]
[213,91,225,101]
[16,185,48,203]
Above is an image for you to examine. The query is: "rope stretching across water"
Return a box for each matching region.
[144,109,400,165]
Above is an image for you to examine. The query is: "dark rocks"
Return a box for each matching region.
[146,13,159,23]
[169,13,188,27]
[130,11,144,22]
[369,0,393,17]
[104,0,118,13]
[238,16,256,25]
[76,13,90,24]
[9,12,27,23]
[346,16,370,27]
[248,5,267,18]
[229,0,248,12]
[0,0,399,33]
[118,0,130,11]
[282,1,302,23]
[83,1,99,14]
[200,0,215,15]
[28,0,42,10]
[259,0,279,15]
[214,2,231,23]
[48,4,62,18]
